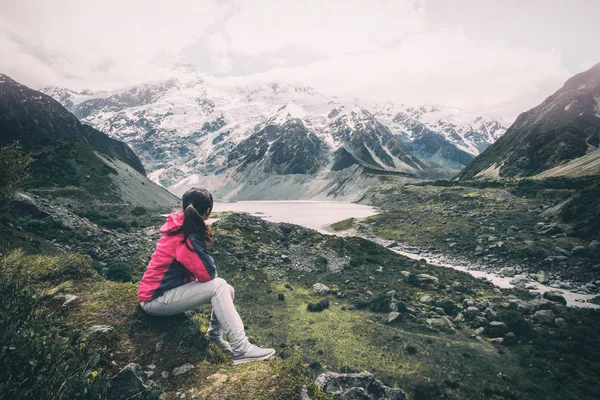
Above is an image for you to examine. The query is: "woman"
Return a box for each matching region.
[137,188,275,365]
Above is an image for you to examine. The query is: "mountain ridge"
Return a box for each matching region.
[39,66,507,195]
[459,62,600,179]
[0,74,146,175]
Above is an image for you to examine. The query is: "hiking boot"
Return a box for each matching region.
[232,344,276,365]
[207,335,233,353]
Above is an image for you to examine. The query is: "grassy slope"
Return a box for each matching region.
[3,212,600,399]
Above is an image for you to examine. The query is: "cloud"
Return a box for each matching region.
[0,0,229,89]
[0,0,580,119]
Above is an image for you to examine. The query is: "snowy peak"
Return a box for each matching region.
[40,68,507,187]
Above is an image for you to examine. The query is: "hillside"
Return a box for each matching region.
[3,205,600,399]
[459,63,600,179]
[0,74,146,175]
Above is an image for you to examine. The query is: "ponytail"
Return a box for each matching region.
[171,188,214,247]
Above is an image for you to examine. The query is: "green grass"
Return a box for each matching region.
[330,217,356,231]
[2,212,600,399]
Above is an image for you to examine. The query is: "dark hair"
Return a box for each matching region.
[175,188,214,245]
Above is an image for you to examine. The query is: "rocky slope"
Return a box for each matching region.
[0,74,145,175]
[40,65,506,198]
[3,206,600,399]
[460,62,600,179]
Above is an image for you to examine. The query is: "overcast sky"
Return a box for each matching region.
[0,0,598,121]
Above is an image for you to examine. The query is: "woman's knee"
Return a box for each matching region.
[212,277,227,287]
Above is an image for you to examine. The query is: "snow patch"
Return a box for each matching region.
[564,101,575,111]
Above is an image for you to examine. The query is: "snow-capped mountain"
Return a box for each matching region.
[41,64,506,198]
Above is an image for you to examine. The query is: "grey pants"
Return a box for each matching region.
[140,278,249,353]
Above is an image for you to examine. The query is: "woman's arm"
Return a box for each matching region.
[175,233,217,281]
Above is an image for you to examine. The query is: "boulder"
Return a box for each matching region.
[464,306,482,320]
[387,312,401,323]
[10,193,50,218]
[419,295,435,305]
[428,317,454,329]
[86,325,114,336]
[415,274,439,286]
[315,372,408,400]
[499,267,516,277]
[488,242,507,254]
[484,308,497,321]
[107,363,151,400]
[543,291,567,305]
[533,310,555,325]
[554,247,571,257]
[555,318,567,328]
[172,363,195,376]
[310,283,330,295]
[486,321,509,337]
[451,281,469,293]
[536,271,549,284]
[509,275,529,287]
[588,295,600,305]
[571,246,587,255]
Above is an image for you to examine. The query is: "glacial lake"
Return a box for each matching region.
[208,200,599,309]
[211,200,376,233]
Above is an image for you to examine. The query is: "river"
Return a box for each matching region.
[209,200,599,309]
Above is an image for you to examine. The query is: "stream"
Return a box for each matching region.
[209,200,599,309]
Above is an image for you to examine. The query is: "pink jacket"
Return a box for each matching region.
[137,211,217,302]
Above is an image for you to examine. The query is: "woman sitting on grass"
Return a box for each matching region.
[137,188,275,365]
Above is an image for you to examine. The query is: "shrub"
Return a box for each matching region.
[106,262,133,282]
[0,144,32,215]
[131,206,147,217]
[497,310,534,337]
[307,298,330,312]
[0,251,107,398]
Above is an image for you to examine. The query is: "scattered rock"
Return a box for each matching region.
[107,363,151,400]
[387,312,401,323]
[464,306,482,320]
[588,240,600,249]
[54,293,78,306]
[426,317,454,329]
[489,338,504,345]
[571,246,587,255]
[499,267,516,277]
[555,318,567,328]
[419,295,435,305]
[554,247,571,257]
[486,321,509,337]
[310,283,330,295]
[484,308,497,321]
[172,363,195,376]
[315,372,408,400]
[536,271,548,284]
[462,299,474,307]
[543,291,567,305]
[451,282,469,293]
[86,325,114,336]
[10,193,50,218]
[414,274,439,286]
[533,310,555,326]
[400,271,410,278]
[588,295,600,305]
[488,242,507,254]
[509,275,529,287]
[504,332,517,344]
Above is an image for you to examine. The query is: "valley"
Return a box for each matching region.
[1,61,600,400]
